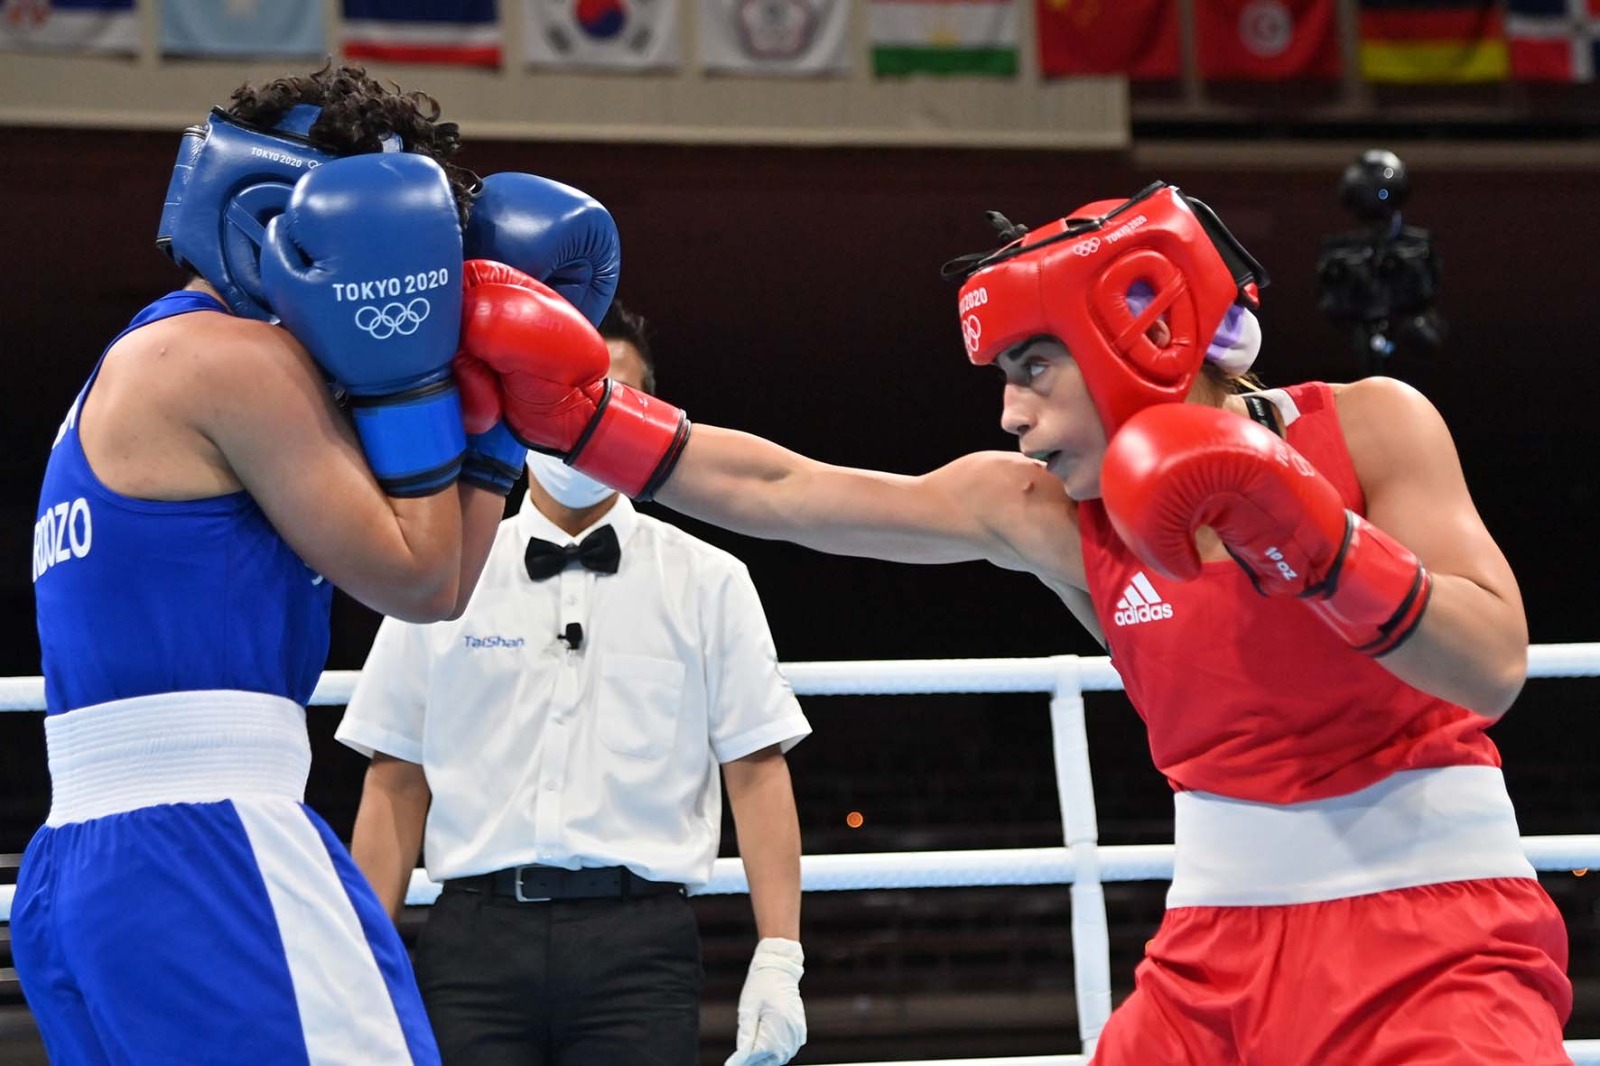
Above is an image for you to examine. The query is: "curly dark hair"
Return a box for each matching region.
[226,61,479,224]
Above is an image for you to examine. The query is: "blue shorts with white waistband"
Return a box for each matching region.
[11,797,439,1065]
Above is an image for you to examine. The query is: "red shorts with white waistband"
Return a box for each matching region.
[1091,878,1572,1066]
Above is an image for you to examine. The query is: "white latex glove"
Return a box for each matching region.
[724,937,806,1066]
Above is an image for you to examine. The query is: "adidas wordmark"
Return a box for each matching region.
[1113,572,1173,627]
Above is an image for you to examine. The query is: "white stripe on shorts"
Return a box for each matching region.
[234,799,414,1065]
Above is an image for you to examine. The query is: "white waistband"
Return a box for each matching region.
[1168,765,1536,907]
[45,690,311,825]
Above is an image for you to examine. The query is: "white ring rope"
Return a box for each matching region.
[0,644,1594,709]
[2,644,1597,1063]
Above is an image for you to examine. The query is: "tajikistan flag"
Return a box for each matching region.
[870,0,1018,76]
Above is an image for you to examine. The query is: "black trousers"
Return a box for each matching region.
[415,887,704,1066]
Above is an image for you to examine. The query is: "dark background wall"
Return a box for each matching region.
[1,127,1597,1059]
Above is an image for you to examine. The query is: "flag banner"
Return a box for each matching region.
[524,0,680,70]
[1507,0,1600,81]
[0,0,138,54]
[343,0,502,67]
[870,0,1019,77]
[162,0,323,58]
[698,0,849,75]
[1036,0,1179,80]
[1197,0,1340,80]
[1358,0,1508,82]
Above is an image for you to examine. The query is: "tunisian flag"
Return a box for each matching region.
[1197,0,1341,80]
[1036,0,1179,79]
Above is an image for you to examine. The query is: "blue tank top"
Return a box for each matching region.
[33,291,333,714]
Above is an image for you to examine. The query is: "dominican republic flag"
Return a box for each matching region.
[1197,0,1341,80]
[870,0,1019,77]
[1507,0,1600,81]
[162,0,323,58]
[0,0,138,53]
[524,0,681,70]
[699,0,850,75]
[1036,0,1179,80]
[1358,0,1508,82]
[342,0,503,67]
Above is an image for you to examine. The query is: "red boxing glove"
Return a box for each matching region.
[452,349,504,437]
[459,259,690,499]
[1100,404,1431,656]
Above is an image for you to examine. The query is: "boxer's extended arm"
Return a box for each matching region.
[1339,378,1527,718]
[660,426,1089,586]
[457,279,1090,591]
[350,752,432,920]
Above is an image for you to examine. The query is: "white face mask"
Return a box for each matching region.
[526,452,617,510]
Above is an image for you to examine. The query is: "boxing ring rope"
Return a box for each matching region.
[3,644,1599,1064]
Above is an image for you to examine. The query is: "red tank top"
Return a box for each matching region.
[1079,382,1499,804]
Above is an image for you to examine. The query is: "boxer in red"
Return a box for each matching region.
[451,182,1572,1065]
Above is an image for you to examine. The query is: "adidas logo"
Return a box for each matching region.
[1113,572,1173,627]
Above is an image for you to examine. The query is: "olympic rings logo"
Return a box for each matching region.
[1072,237,1102,257]
[354,299,431,339]
[963,314,983,354]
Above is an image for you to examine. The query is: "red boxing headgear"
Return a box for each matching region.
[953,183,1266,436]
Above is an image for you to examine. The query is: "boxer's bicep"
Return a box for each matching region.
[1341,378,1519,607]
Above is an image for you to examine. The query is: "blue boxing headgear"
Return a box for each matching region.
[156,105,350,321]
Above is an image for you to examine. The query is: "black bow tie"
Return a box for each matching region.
[525,525,621,582]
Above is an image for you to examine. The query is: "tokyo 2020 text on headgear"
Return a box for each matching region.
[946,182,1269,436]
[156,105,398,322]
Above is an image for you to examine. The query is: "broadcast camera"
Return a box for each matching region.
[1315,150,1445,377]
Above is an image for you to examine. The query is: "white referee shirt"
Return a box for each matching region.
[336,494,810,890]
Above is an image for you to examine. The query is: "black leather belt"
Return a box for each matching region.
[445,865,685,903]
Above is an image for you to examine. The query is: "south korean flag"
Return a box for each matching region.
[523,0,682,70]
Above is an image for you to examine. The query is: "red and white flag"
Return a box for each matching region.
[1197,0,1340,80]
[1507,0,1600,81]
[0,0,139,54]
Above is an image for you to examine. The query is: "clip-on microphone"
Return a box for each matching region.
[558,622,584,651]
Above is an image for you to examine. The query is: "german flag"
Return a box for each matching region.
[1359,0,1509,82]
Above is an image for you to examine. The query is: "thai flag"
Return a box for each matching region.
[342,0,502,67]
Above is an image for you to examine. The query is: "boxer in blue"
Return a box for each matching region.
[14,64,621,1064]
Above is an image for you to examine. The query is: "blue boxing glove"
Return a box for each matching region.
[465,172,620,325]
[456,172,621,495]
[260,153,465,497]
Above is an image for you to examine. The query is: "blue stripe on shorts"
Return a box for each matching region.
[12,799,439,1065]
